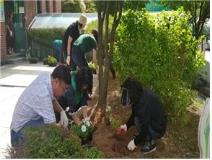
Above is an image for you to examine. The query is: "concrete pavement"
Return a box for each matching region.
[0,60,54,158]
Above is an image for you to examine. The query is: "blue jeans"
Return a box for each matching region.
[10,117,44,146]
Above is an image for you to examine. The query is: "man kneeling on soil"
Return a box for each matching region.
[116,77,167,154]
[10,65,70,146]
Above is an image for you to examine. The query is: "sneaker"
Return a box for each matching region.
[141,140,156,154]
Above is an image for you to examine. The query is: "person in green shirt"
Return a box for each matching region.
[71,30,98,70]
[56,67,93,125]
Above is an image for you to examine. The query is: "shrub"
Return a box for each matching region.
[10,125,104,158]
[114,8,205,123]
[28,28,65,48]
[47,55,57,67]
[62,0,82,12]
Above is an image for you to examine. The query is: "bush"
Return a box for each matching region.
[28,28,65,48]
[114,9,205,123]
[47,55,57,67]
[10,125,104,158]
[62,0,82,12]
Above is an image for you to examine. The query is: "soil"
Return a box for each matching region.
[89,74,201,158]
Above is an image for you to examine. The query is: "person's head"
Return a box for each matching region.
[121,77,143,107]
[51,65,71,97]
[76,67,93,94]
[78,14,87,29]
[91,29,98,42]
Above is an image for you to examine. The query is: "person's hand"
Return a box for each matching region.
[60,110,68,128]
[116,124,127,135]
[127,139,137,151]
[82,117,90,122]
[66,55,71,65]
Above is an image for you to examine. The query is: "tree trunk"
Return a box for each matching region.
[96,1,123,108]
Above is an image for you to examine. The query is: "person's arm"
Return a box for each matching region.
[52,99,69,128]
[70,113,81,125]
[66,36,73,65]
[52,98,63,113]
[126,109,135,129]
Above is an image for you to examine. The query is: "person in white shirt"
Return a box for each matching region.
[10,64,71,146]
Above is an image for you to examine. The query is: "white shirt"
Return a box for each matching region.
[10,73,56,132]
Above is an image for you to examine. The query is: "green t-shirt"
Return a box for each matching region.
[73,34,96,54]
[70,71,82,104]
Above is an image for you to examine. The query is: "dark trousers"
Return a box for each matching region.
[134,117,161,145]
[10,117,44,146]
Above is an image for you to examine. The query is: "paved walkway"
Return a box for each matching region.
[0,60,54,158]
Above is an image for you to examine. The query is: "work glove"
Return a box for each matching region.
[82,117,90,122]
[60,110,68,128]
[116,124,127,135]
[127,139,137,151]
[82,117,92,127]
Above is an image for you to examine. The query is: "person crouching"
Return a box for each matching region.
[116,77,167,154]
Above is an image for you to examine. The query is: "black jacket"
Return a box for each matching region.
[126,88,167,139]
[63,21,80,55]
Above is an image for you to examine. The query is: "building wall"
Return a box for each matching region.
[54,0,61,13]
[24,1,37,28]
[0,22,7,62]
[1,0,61,64]
[47,0,53,13]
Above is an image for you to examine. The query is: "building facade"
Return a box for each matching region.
[0,0,61,65]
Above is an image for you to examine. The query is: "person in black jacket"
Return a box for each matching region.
[63,14,87,67]
[116,77,167,154]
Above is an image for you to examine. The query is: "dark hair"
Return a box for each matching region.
[121,77,143,104]
[91,29,98,42]
[77,67,93,94]
[51,64,71,85]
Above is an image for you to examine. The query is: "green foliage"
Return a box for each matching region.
[85,20,98,33]
[88,62,97,74]
[85,147,104,158]
[105,106,121,130]
[114,9,205,123]
[12,125,104,158]
[124,0,146,11]
[62,0,82,12]
[85,0,96,13]
[71,121,93,141]
[28,28,65,48]
[47,55,57,67]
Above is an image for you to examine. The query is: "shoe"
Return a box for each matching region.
[141,140,156,154]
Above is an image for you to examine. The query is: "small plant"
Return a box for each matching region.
[88,62,97,74]
[47,55,57,67]
[105,105,121,130]
[85,147,104,158]
[71,120,93,144]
